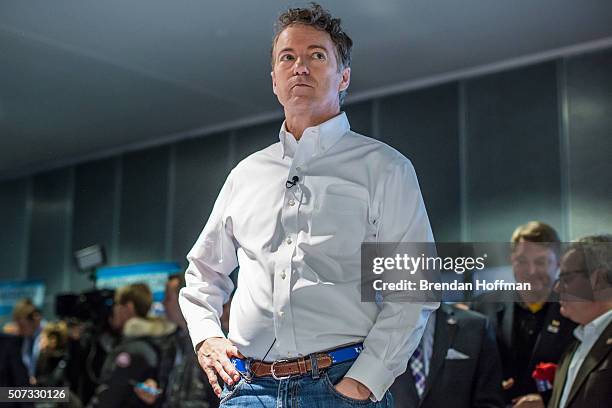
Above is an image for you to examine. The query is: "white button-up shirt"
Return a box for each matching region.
[179,112,438,400]
[559,308,612,408]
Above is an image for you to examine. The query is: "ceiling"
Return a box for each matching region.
[1,0,612,180]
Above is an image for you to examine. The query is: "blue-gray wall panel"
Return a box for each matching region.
[344,101,373,137]
[465,63,562,241]
[0,179,28,280]
[234,121,282,165]
[28,168,73,314]
[172,133,230,268]
[118,147,169,263]
[566,49,612,237]
[72,158,118,290]
[378,84,461,241]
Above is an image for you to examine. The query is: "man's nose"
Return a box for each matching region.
[293,57,309,75]
[527,263,539,276]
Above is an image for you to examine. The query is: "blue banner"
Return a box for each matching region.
[0,279,46,326]
[96,262,181,302]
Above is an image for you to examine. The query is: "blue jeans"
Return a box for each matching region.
[219,359,394,407]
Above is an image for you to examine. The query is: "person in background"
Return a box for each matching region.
[513,234,612,408]
[12,298,45,383]
[36,320,83,408]
[87,283,176,408]
[391,303,504,408]
[0,331,33,408]
[474,221,576,405]
[35,321,70,385]
[134,274,219,408]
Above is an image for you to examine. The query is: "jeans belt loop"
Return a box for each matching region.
[243,358,254,382]
[310,353,320,379]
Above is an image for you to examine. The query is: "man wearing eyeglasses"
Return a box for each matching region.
[513,234,612,408]
[474,221,577,405]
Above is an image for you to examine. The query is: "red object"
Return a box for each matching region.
[532,362,558,384]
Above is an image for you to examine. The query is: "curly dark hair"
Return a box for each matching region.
[271,3,353,105]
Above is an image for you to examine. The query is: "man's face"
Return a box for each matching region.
[511,241,559,294]
[271,24,350,114]
[15,316,40,337]
[556,249,596,324]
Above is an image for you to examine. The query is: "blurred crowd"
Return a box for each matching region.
[1,274,223,408]
[1,222,610,408]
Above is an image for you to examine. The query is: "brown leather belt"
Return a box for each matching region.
[249,353,333,379]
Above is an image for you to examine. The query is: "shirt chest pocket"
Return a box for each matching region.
[311,189,370,256]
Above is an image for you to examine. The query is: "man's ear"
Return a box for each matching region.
[271,71,278,96]
[339,66,351,92]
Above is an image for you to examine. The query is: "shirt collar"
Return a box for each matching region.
[573,307,612,343]
[278,112,350,159]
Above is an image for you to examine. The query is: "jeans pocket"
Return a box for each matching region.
[323,373,375,406]
[219,378,245,405]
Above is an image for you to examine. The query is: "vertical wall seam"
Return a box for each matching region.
[372,99,381,140]
[22,176,33,278]
[63,167,75,292]
[111,156,123,264]
[228,130,237,171]
[458,81,470,242]
[557,58,571,241]
[165,146,176,260]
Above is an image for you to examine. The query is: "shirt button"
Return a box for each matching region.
[288,199,295,206]
[286,237,292,245]
[281,271,287,279]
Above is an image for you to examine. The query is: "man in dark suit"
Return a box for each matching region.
[0,332,30,386]
[474,222,577,404]
[0,332,33,408]
[513,234,612,408]
[390,303,504,408]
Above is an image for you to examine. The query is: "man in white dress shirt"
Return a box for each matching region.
[179,3,438,406]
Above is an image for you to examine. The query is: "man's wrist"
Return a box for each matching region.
[196,336,223,353]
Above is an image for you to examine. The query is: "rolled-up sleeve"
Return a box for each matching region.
[178,171,239,350]
[344,158,439,401]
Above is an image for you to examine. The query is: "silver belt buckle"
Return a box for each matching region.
[270,359,291,380]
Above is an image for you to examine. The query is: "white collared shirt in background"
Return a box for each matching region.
[179,112,438,401]
[559,308,612,408]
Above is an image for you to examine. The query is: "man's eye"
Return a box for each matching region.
[280,54,295,61]
[313,52,326,60]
